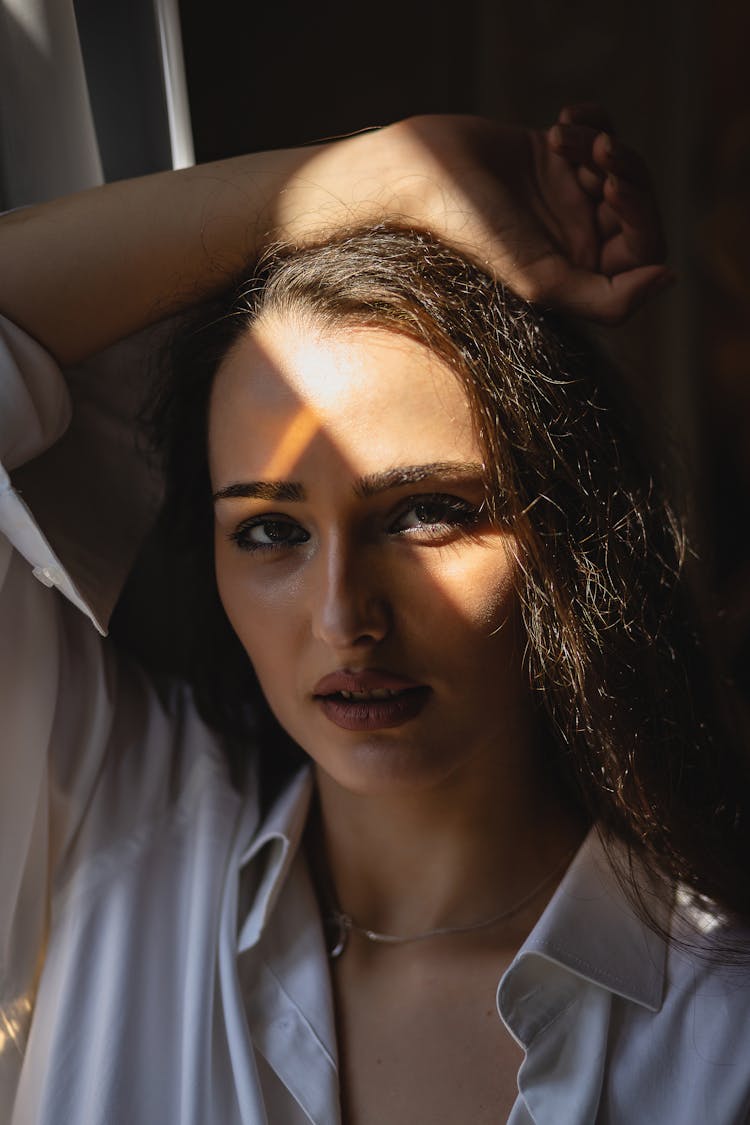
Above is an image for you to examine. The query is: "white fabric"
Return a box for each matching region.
[0,0,193,210]
[2,313,750,1124]
[0,0,103,206]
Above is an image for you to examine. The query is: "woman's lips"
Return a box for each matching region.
[313,669,430,731]
[316,686,431,731]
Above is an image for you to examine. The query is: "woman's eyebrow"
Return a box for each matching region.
[212,461,484,504]
[213,480,305,502]
[354,461,484,498]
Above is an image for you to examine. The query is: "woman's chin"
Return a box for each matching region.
[303,726,487,799]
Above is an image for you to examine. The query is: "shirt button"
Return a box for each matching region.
[32,565,61,588]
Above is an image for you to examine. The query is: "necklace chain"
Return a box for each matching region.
[324,845,577,959]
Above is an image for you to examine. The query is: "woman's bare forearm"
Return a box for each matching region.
[0,146,326,365]
[0,112,669,367]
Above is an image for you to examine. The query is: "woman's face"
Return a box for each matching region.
[208,312,532,795]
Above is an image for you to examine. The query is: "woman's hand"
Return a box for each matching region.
[276,105,669,325]
[536,103,670,320]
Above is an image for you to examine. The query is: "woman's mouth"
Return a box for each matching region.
[336,687,403,700]
[312,671,430,731]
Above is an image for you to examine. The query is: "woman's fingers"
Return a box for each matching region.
[558,102,615,134]
[549,125,652,190]
[548,122,602,167]
[596,198,621,240]
[592,132,652,190]
[548,124,607,199]
[576,164,606,199]
[538,108,670,315]
[547,122,665,268]
[601,173,666,269]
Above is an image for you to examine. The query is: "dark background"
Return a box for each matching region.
[177,0,750,702]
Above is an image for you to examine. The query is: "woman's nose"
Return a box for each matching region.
[311,542,391,650]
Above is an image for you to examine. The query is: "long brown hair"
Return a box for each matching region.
[145,225,750,937]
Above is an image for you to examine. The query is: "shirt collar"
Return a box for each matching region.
[237,766,313,953]
[237,773,669,1021]
[499,827,669,1048]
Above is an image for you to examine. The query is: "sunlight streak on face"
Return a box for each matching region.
[259,401,321,482]
[211,315,479,493]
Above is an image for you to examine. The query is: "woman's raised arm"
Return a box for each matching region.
[0,108,669,366]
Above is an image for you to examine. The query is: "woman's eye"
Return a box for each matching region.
[230,517,309,552]
[390,495,479,537]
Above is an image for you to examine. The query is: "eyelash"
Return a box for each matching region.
[227,493,481,554]
[390,495,480,537]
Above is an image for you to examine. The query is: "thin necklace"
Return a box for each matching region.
[323,845,577,960]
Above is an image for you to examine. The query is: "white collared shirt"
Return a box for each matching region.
[2,314,750,1124]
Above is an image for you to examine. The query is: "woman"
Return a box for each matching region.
[2,109,747,1124]
[152,223,750,1125]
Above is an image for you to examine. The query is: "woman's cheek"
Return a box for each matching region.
[215,555,303,668]
[423,540,518,634]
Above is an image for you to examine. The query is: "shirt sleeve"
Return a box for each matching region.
[0,316,143,1075]
[0,316,241,1122]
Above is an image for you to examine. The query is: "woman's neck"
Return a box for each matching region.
[309,729,587,943]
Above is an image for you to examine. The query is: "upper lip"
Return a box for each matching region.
[313,669,424,696]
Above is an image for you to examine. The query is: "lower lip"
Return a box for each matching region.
[316,687,431,731]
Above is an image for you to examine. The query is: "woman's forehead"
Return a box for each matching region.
[207,316,479,485]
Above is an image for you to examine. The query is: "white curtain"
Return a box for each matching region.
[3,0,194,627]
[0,0,193,209]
